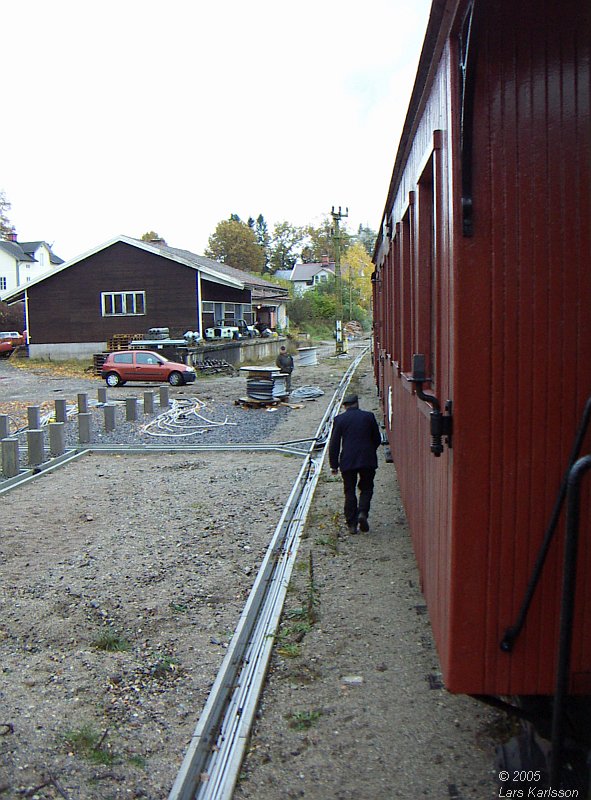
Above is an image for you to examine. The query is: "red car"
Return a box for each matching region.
[0,331,25,358]
[100,350,196,387]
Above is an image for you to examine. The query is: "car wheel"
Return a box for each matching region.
[168,371,183,386]
[105,372,122,387]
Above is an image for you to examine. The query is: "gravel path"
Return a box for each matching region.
[0,348,504,799]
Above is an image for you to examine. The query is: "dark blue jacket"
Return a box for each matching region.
[328,407,381,472]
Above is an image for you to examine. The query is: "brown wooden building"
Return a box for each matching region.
[1,236,287,359]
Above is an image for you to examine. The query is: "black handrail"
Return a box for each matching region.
[500,397,591,652]
[549,455,591,787]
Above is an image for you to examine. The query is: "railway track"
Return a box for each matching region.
[0,344,369,796]
[168,348,368,800]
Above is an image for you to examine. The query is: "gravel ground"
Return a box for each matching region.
[0,347,505,799]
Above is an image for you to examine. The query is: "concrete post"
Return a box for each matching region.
[144,391,155,415]
[104,404,116,432]
[126,397,138,422]
[27,429,44,466]
[97,387,108,404]
[1,438,19,478]
[78,393,89,413]
[0,415,9,439]
[78,412,92,444]
[27,406,41,430]
[55,398,67,423]
[49,422,66,457]
[159,385,170,408]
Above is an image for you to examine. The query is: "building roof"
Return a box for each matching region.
[19,241,64,265]
[290,262,336,282]
[0,241,36,263]
[0,235,287,303]
[273,269,294,281]
[147,240,285,294]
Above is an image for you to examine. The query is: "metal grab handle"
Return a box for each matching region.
[550,454,591,788]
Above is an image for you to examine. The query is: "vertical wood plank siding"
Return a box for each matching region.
[453,0,591,694]
[375,0,590,693]
[27,242,250,344]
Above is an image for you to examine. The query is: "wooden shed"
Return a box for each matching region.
[372,0,591,694]
[1,236,280,359]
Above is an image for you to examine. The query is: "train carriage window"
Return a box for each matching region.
[417,157,435,381]
[400,210,413,373]
[390,227,400,363]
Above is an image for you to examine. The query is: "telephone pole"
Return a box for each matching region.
[331,205,348,355]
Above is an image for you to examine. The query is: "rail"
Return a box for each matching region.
[168,348,368,800]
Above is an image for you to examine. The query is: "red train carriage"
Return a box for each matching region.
[372,0,591,701]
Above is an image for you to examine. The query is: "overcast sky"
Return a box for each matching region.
[4,0,432,261]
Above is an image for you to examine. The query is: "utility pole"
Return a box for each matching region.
[331,205,348,355]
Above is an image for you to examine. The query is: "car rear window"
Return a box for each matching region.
[113,353,134,364]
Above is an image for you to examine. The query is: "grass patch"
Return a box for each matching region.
[276,642,301,658]
[62,724,115,765]
[128,754,147,768]
[288,710,323,731]
[285,606,309,621]
[315,533,338,553]
[13,358,97,379]
[149,653,180,678]
[92,630,130,652]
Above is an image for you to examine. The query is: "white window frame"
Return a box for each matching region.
[101,291,146,317]
[0,277,6,290]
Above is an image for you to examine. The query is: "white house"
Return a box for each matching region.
[278,259,336,296]
[0,236,64,293]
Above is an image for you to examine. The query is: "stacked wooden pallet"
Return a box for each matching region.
[107,333,145,351]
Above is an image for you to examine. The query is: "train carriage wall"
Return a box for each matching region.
[373,0,591,694]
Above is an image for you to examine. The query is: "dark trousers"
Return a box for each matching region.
[341,468,376,526]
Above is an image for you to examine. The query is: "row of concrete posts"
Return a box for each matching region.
[0,386,173,479]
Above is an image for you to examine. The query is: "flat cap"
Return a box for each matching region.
[343,393,358,406]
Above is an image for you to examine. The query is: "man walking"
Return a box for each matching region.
[276,345,294,391]
[329,393,382,534]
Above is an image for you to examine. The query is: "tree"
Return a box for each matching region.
[355,224,377,256]
[255,214,271,270]
[205,218,266,273]
[268,221,305,272]
[0,191,15,239]
[300,216,353,263]
[342,242,373,315]
[0,301,25,330]
[141,231,165,243]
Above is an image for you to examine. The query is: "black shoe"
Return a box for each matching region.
[358,512,369,532]
[347,523,358,535]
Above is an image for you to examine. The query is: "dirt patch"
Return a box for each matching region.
[0,347,503,799]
